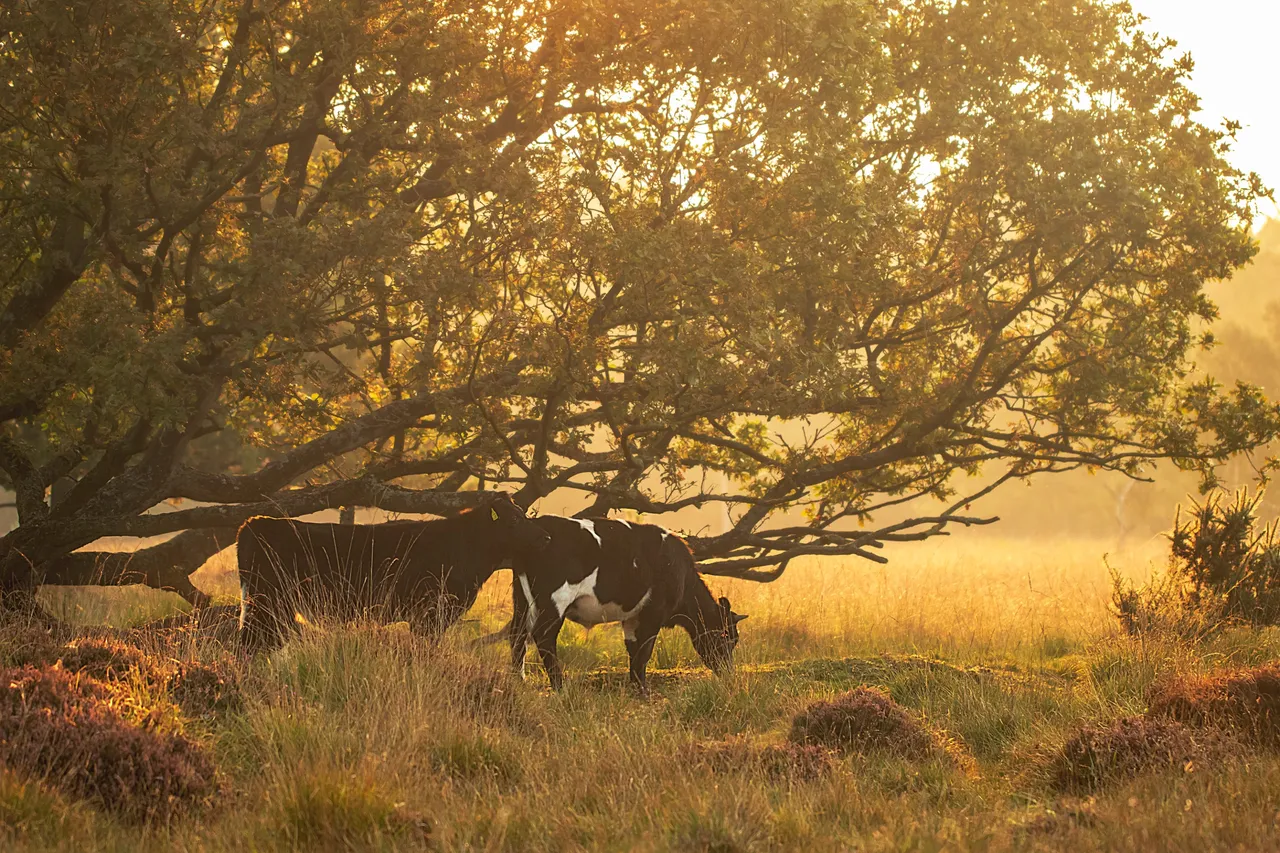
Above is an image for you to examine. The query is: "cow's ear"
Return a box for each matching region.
[732,613,749,624]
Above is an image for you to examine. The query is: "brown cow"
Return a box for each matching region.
[236,493,550,651]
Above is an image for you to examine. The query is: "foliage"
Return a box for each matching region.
[169,661,243,717]
[1,0,1276,599]
[0,665,217,823]
[788,686,936,758]
[1147,664,1280,746]
[10,552,1280,851]
[1113,489,1280,634]
[1047,715,1206,794]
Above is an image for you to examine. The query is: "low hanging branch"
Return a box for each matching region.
[2,0,1278,620]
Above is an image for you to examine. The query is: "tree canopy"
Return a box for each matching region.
[1,0,1275,604]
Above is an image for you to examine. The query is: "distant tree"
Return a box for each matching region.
[1,0,1276,609]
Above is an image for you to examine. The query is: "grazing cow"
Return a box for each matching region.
[509,516,747,694]
[236,493,551,651]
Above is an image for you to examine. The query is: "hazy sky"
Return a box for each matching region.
[1129,0,1279,224]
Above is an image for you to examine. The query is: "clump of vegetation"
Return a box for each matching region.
[0,768,86,844]
[1147,664,1280,746]
[788,688,936,758]
[169,662,243,717]
[692,737,836,782]
[424,731,523,786]
[446,664,522,723]
[58,638,152,681]
[1016,800,1100,838]
[1113,489,1280,635]
[276,768,429,850]
[1048,716,1205,794]
[0,625,65,667]
[1,629,152,682]
[0,666,217,822]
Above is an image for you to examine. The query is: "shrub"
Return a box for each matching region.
[1113,489,1280,634]
[0,626,64,668]
[58,638,151,681]
[0,666,217,822]
[169,662,243,717]
[1147,664,1280,746]
[1,631,152,682]
[788,688,935,758]
[1048,716,1203,794]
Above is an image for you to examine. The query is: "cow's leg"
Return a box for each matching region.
[237,593,265,657]
[509,575,532,679]
[238,593,286,656]
[530,612,567,691]
[624,618,661,697]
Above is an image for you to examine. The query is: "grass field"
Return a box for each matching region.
[6,536,1280,852]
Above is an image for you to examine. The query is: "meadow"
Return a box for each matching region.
[5,536,1280,853]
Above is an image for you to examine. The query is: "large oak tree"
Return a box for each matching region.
[1,0,1275,606]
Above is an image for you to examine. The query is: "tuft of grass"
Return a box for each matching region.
[56,638,152,682]
[423,731,523,786]
[669,675,783,735]
[0,629,152,683]
[690,736,836,782]
[0,769,89,845]
[274,766,428,851]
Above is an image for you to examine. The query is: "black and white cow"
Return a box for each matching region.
[509,515,747,693]
[236,493,551,652]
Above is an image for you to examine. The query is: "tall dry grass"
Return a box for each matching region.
[5,536,1280,852]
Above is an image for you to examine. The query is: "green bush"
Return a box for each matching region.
[1113,488,1280,634]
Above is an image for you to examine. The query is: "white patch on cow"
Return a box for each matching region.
[518,573,538,631]
[569,518,602,546]
[239,583,248,630]
[551,568,598,617]
[617,520,632,528]
[660,529,670,541]
[551,567,653,639]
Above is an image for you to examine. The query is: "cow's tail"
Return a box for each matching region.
[469,617,514,647]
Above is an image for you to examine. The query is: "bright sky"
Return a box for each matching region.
[1129,0,1280,225]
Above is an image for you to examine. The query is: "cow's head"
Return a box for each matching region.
[481,492,552,555]
[691,594,748,674]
